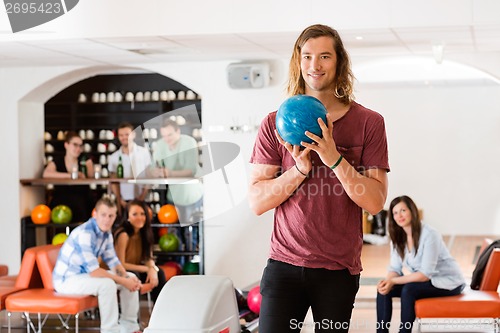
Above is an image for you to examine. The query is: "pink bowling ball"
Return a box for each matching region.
[247,285,262,314]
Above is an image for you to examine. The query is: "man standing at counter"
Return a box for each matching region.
[150,119,203,225]
[108,122,150,218]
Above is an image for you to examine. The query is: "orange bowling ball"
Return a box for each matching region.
[157,204,178,224]
[31,204,51,224]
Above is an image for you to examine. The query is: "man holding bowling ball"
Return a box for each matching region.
[249,24,390,332]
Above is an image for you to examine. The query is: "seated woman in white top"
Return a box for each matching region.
[376,195,465,333]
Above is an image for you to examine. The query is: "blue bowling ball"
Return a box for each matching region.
[275,95,328,146]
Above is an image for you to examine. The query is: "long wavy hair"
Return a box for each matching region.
[286,24,354,104]
[388,195,422,260]
[114,199,154,262]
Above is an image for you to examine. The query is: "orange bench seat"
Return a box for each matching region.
[0,275,18,287]
[0,286,23,309]
[415,290,500,318]
[6,288,98,314]
[5,244,98,333]
[0,245,42,311]
[415,247,500,332]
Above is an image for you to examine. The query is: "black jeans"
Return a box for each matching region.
[259,259,360,333]
[376,281,464,333]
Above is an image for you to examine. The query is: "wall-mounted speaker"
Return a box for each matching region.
[227,63,270,89]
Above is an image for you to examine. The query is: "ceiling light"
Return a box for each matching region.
[354,57,500,86]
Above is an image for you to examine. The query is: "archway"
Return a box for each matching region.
[17,65,202,268]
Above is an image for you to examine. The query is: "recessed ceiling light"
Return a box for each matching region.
[355,36,363,40]
[130,48,174,55]
[128,48,190,55]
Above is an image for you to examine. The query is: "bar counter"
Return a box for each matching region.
[20,177,199,186]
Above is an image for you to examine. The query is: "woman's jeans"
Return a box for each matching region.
[376,281,464,333]
[259,259,360,333]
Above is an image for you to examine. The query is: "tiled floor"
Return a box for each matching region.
[1,235,495,332]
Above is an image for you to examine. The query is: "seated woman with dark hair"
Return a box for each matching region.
[376,195,465,333]
[114,199,166,302]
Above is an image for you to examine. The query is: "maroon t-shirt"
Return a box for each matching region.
[250,101,390,274]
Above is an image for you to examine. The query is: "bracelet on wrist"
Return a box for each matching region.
[295,164,307,177]
[147,265,159,272]
[330,155,343,170]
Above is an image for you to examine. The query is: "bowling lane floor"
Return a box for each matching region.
[1,235,494,332]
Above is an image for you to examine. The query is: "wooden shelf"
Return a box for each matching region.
[20,178,126,186]
[20,177,199,186]
[129,178,200,185]
[23,222,83,229]
[153,251,199,257]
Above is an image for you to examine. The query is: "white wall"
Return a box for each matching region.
[356,83,500,235]
[0,66,82,272]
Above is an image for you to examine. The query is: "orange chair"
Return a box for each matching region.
[415,248,500,332]
[478,238,494,257]
[6,244,98,333]
[0,265,7,277]
[0,275,18,287]
[0,245,55,288]
[0,246,42,311]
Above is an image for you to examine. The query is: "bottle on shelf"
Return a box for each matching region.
[79,156,87,176]
[117,156,124,178]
